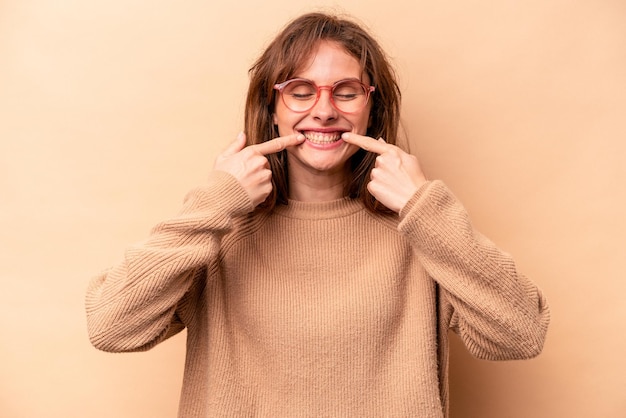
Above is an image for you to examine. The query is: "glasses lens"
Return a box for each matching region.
[332,80,369,113]
[282,80,318,112]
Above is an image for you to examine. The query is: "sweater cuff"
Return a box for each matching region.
[398,180,436,221]
[180,171,254,217]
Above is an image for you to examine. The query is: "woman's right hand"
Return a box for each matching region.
[213,132,305,208]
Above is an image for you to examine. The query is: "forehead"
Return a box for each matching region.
[294,41,368,84]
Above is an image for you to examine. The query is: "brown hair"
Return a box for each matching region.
[245,12,401,212]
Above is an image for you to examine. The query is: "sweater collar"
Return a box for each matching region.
[273,197,364,220]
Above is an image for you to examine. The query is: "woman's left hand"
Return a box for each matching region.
[342,133,427,214]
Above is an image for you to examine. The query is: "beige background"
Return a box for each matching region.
[1,0,624,417]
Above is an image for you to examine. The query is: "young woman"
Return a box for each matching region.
[86,12,550,417]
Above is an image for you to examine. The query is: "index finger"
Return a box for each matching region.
[341,133,390,155]
[251,133,305,155]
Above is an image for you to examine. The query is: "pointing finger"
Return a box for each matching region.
[252,133,305,155]
[341,133,391,155]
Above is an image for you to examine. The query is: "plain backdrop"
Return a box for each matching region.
[1,0,625,417]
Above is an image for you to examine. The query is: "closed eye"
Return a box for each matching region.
[291,93,316,100]
[334,93,359,101]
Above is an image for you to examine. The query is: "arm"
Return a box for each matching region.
[85,171,252,352]
[341,133,549,360]
[85,133,304,353]
[399,181,550,360]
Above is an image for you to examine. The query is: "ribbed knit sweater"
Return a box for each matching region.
[86,172,550,417]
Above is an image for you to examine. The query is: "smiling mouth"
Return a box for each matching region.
[301,131,344,144]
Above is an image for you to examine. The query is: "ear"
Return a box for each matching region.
[272,112,278,126]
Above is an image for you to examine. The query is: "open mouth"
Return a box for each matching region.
[301,131,345,145]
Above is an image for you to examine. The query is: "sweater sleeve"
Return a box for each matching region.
[85,171,253,353]
[398,180,550,360]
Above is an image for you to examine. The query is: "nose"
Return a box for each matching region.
[310,87,338,122]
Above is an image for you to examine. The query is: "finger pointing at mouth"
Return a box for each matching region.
[341,133,391,154]
[252,133,306,155]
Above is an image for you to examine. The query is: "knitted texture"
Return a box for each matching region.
[86,172,549,417]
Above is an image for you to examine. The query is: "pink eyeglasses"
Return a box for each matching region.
[274,78,375,114]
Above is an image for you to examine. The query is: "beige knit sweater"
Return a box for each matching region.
[86,171,550,417]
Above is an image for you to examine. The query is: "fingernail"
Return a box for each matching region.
[237,131,245,141]
[341,132,349,139]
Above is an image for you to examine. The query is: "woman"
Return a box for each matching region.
[86,12,550,417]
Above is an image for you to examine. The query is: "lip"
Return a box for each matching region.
[297,127,350,134]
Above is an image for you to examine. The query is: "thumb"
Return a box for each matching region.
[221,132,247,157]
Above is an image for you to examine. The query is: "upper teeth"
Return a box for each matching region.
[303,131,342,144]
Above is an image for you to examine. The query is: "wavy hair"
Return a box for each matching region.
[245,12,401,212]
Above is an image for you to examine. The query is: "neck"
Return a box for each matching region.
[289,179,346,202]
[288,165,349,202]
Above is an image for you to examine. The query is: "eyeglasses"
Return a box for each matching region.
[274,78,375,114]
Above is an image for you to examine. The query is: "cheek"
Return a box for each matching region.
[274,115,307,137]
[272,103,296,136]
[352,113,371,135]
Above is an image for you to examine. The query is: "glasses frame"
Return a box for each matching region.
[273,78,375,114]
